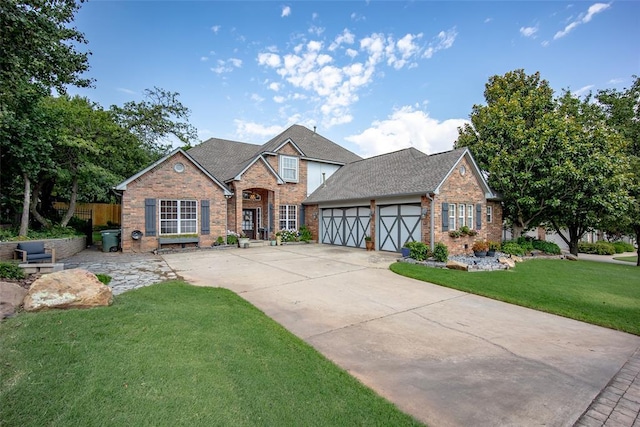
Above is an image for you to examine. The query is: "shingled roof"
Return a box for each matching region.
[304,147,486,204]
[187,124,361,183]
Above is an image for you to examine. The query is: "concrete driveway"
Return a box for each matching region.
[162,244,640,427]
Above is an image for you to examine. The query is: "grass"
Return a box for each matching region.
[614,256,638,263]
[390,259,640,336]
[0,281,421,427]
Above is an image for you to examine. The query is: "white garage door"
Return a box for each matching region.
[378,204,422,252]
[321,207,371,249]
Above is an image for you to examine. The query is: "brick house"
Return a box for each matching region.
[116,124,501,254]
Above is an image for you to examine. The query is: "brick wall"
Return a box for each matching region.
[1,236,86,261]
[120,152,228,253]
[432,157,494,255]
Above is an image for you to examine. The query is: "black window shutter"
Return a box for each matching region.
[145,198,157,236]
[299,204,305,226]
[269,203,274,233]
[442,203,449,231]
[476,204,482,230]
[201,200,210,235]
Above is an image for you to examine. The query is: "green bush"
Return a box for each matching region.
[515,237,534,254]
[433,242,449,262]
[532,240,561,255]
[612,241,635,253]
[578,241,616,255]
[501,242,526,256]
[404,241,429,261]
[298,225,312,242]
[95,274,112,285]
[280,229,298,242]
[0,262,25,280]
[226,235,238,245]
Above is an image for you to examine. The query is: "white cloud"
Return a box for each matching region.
[211,58,242,74]
[345,106,468,158]
[233,120,293,140]
[309,25,325,36]
[256,27,458,129]
[281,5,291,17]
[608,78,624,84]
[520,25,538,38]
[200,56,209,62]
[273,95,285,103]
[554,2,611,40]
[211,25,221,34]
[573,84,595,96]
[329,29,356,51]
[484,17,492,24]
[117,87,137,95]
[268,82,281,91]
[423,28,457,58]
[250,93,264,103]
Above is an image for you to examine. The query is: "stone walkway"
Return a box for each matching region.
[575,348,640,427]
[63,247,178,295]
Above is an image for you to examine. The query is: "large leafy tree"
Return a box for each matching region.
[455,70,566,236]
[545,91,630,255]
[597,76,640,265]
[0,0,91,235]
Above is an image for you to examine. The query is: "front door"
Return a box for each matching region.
[242,209,256,239]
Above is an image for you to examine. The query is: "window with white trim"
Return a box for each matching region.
[160,200,197,234]
[279,155,299,182]
[279,205,297,230]
[458,204,465,229]
[448,204,456,231]
[467,204,474,228]
[486,205,493,223]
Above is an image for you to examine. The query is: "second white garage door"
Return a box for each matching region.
[378,204,422,252]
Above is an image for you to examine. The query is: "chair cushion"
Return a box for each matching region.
[17,242,45,254]
[26,253,52,261]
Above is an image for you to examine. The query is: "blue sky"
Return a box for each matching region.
[71,1,639,158]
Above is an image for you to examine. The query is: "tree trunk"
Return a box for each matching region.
[635,227,640,267]
[19,174,31,237]
[29,181,52,229]
[60,176,78,227]
[568,240,579,256]
[512,224,525,238]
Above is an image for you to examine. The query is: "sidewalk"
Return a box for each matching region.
[578,251,638,265]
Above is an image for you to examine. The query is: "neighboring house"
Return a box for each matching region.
[115,124,501,255]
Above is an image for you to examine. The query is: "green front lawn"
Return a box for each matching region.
[390,259,640,335]
[1,282,421,426]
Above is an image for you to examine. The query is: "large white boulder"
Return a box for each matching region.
[23,269,112,312]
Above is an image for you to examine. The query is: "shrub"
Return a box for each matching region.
[515,237,534,254]
[612,241,635,253]
[578,242,616,255]
[95,274,112,285]
[280,229,298,242]
[299,225,312,242]
[405,241,429,261]
[501,242,525,256]
[531,240,561,255]
[488,241,501,251]
[227,235,238,245]
[433,242,449,262]
[0,262,25,280]
[471,240,489,252]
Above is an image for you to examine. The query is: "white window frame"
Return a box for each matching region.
[159,200,197,235]
[458,204,465,229]
[279,205,297,230]
[448,204,456,231]
[279,155,299,182]
[486,206,493,223]
[467,204,474,229]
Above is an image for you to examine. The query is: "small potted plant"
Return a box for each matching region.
[275,231,282,246]
[472,240,489,258]
[365,235,374,251]
[238,231,250,248]
[269,234,277,246]
[401,242,411,257]
[487,241,500,257]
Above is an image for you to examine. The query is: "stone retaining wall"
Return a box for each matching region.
[0,236,87,261]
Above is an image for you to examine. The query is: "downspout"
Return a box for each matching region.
[426,193,435,250]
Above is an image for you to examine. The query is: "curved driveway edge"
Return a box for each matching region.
[163,244,640,427]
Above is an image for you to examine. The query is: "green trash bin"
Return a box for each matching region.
[101,229,121,252]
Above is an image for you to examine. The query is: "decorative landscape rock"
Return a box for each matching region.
[23,269,113,312]
[0,281,28,318]
[498,257,516,269]
[511,256,524,263]
[564,254,579,261]
[446,260,469,271]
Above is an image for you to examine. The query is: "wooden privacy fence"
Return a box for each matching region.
[53,202,121,227]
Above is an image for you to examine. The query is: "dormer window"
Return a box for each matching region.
[280,155,299,182]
